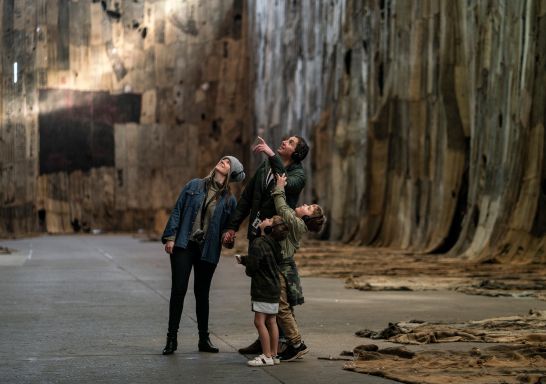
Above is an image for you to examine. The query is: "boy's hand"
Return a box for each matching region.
[252,136,275,157]
[276,173,287,189]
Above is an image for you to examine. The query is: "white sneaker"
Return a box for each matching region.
[247,354,274,366]
[273,355,280,365]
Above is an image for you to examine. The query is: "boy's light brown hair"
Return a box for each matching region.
[269,215,289,241]
[304,205,325,233]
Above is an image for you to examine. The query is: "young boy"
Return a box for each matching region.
[272,173,325,361]
[239,215,289,366]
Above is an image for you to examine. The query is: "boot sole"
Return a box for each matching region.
[282,347,309,362]
[199,346,219,353]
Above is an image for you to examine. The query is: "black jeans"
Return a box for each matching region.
[167,242,217,336]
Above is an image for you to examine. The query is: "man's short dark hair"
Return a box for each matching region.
[292,136,309,162]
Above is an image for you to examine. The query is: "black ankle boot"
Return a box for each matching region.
[162,333,177,355]
[198,333,219,353]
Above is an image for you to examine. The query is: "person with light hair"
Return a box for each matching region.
[161,156,245,355]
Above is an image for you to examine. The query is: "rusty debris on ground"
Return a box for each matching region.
[343,343,546,384]
[0,246,13,254]
[295,241,546,301]
[355,309,546,345]
[341,311,546,383]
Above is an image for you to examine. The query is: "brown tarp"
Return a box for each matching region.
[355,310,546,344]
[344,344,546,384]
[344,311,546,383]
[296,242,546,301]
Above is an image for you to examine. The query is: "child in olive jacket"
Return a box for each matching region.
[239,215,289,366]
[272,173,325,361]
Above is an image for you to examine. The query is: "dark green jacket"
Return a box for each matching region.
[245,236,283,303]
[226,155,305,240]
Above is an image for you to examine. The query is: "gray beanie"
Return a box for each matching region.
[224,155,245,182]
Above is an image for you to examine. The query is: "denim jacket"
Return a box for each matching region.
[162,178,237,265]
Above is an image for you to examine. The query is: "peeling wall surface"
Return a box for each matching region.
[246,0,546,263]
[0,0,249,234]
[1,1,546,264]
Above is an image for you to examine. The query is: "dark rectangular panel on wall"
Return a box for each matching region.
[232,0,243,39]
[2,0,14,57]
[57,0,70,69]
[92,92,142,126]
[38,89,141,175]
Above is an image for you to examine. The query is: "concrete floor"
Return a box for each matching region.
[1,235,545,384]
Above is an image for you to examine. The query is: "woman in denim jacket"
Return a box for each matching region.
[161,156,245,355]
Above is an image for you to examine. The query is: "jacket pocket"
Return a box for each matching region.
[183,190,198,209]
